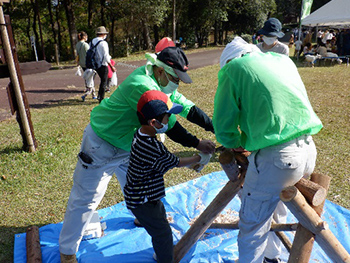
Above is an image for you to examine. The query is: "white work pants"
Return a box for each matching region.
[59,124,130,255]
[238,135,317,263]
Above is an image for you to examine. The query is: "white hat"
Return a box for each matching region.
[220,37,261,68]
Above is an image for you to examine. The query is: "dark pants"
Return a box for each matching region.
[131,200,173,263]
[95,65,108,103]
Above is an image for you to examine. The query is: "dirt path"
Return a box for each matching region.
[0,48,223,122]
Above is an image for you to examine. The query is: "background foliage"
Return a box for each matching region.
[2,0,331,62]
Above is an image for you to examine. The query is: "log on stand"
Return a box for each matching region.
[288,173,331,263]
[280,186,350,263]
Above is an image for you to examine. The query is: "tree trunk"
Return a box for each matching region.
[100,0,106,26]
[110,16,115,56]
[142,19,152,50]
[62,0,77,59]
[35,0,46,60]
[88,0,93,28]
[153,25,159,45]
[172,0,176,41]
[55,1,62,59]
[214,20,218,45]
[30,0,39,60]
[47,0,57,45]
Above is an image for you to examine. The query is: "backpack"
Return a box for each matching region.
[85,40,103,69]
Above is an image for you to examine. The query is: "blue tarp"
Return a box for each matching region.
[14,171,350,262]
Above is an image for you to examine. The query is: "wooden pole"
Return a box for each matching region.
[26,226,42,263]
[173,175,245,263]
[0,4,35,152]
[210,221,298,232]
[281,186,350,263]
[288,173,331,263]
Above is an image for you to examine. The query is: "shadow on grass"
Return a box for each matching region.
[0,224,45,263]
[30,98,99,109]
[0,145,25,155]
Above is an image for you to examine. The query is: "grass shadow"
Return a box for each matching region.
[0,224,45,263]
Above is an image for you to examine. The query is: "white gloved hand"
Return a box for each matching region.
[198,152,212,165]
[190,152,212,173]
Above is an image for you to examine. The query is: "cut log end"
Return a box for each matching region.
[280,186,297,202]
[312,187,327,207]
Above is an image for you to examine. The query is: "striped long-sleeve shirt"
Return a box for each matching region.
[124,129,179,209]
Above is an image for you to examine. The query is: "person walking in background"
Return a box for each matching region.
[76,31,97,101]
[256,18,289,56]
[91,26,116,103]
[214,36,322,263]
[106,59,117,92]
[294,37,303,58]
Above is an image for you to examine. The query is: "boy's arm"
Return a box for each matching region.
[178,155,200,168]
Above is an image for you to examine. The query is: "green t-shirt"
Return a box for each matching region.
[90,66,195,151]
[213,52,323,151]
[75,41,89,68]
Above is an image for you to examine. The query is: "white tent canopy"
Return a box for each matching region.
[302,0,350,27]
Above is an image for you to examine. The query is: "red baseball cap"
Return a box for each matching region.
[137,90,183,120]
[155,37,175,53]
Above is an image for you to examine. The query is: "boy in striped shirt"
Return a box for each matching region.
[124,90,211,263]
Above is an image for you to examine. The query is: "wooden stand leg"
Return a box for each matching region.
[281,186,350,263]
[26,225,42,263]
[173,176,244,263]
[288,173,331,263]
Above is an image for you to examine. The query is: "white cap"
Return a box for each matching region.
[220,37,261,68]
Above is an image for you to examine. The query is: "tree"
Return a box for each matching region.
[62,0,78,59]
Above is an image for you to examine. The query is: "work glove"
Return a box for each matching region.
[189,152,212,173]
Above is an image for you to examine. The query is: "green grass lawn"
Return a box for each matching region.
[0,58,349,262]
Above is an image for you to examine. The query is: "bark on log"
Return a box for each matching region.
[26,226,42,263]
[288,173,331,263]
[173,175,245,263]
[295,177,327,207]
[281,186,350,263]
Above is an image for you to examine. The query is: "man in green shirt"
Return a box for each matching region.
[213,37,322,263]
[59,46,216,262]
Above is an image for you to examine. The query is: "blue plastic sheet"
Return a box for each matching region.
[14,171,350,262]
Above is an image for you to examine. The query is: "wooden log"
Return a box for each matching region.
[26,226,42,263]
[173,175,245,263]
[288,173,331,263]
[295,177,327,207]
[272,218,293,253]
[209,221,298,232]
[281,186,350,263]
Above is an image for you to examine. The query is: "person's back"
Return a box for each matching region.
[214,38,322,263]
[76,32,89,69]
[215,51,322,151]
